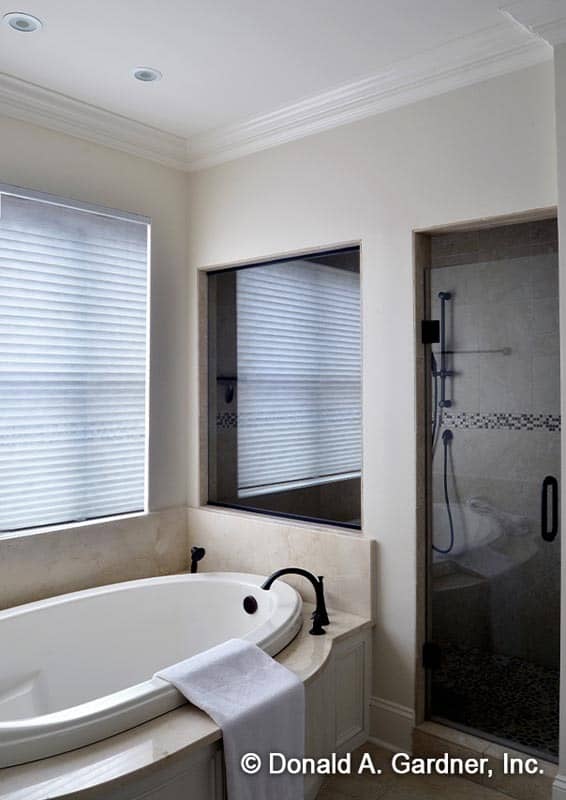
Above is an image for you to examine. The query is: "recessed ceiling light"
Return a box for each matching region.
[3,11,43,32]
[131,67,162,83]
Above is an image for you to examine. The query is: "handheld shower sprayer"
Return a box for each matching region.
[433,428,455,555]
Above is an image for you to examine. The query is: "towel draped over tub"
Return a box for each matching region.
[155,637,305,800]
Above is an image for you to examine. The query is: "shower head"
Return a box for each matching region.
[442,429,453,443]
[438,291,452,300]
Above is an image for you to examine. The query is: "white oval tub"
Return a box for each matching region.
[0,572,303,768]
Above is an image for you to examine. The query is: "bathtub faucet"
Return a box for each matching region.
[261,568,330,636]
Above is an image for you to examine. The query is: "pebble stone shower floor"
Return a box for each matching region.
[431,643,559,759]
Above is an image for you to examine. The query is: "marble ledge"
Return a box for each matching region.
[279,603,372,685]
[0,605,372,800]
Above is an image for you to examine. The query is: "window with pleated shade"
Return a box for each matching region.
[0,186,149,533]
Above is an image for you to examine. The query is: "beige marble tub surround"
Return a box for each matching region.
[0,508,189,611]
[0,605,371,800]
[187,505,376,619]
[279,604,372,685]
[0,708,222,800]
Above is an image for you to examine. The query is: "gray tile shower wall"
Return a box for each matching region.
[430,218,558,268]
[430,253,559,416]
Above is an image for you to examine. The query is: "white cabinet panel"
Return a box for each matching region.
[334,637,368,750]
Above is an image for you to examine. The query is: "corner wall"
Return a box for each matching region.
[186,62,557,747]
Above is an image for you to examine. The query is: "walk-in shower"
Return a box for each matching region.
[422,217,560,760]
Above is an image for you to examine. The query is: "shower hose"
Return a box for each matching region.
[431,352,455,554]
[433,429,455,554]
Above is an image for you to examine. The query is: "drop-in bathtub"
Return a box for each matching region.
[0,572,303,768]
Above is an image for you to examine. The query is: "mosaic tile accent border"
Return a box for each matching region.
[216,412,237,430]
[441,411,560,432]
[218,410,561,432]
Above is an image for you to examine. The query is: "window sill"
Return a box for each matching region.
[0,510,149,542]
[200,502,365,537]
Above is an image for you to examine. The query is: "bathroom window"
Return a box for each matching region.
[0,185,149,533]
[207,247,361,528]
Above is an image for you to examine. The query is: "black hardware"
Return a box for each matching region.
[422,641,442,670]
[438,292,452,408]
[421,320,440,344]
[217,376,236,404]
[541,476,559,542]
[190,546,206,573]
[243,595,258,614]
[261,567,330,635]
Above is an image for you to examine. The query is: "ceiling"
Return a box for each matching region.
[0,0,547,137]
[0,0,560,168]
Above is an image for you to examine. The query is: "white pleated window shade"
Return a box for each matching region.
[0,192,148,533]
[236,259,361,497]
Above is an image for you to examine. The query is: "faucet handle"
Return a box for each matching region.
[309,610,326,636]
[316,576,330,626]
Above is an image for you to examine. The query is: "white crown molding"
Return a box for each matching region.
[0,73,188,170]
[502,0,566,47]
[186,21,550,170]
[0,16,553,173]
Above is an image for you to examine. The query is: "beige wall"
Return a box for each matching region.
[187,62,557,740]
[0,115,191,603]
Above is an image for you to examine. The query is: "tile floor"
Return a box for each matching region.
[316,744,531,800]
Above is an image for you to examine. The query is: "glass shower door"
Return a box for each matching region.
[427,218,560,760]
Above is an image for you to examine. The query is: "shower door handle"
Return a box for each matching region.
[541,476,559,542]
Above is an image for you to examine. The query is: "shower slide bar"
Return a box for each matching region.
[436,292,453,409]
[429,292,456,555]
[432,294,510,410]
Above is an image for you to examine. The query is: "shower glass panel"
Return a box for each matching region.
[426,218,560,760]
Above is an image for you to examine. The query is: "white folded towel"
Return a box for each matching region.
[155,638,305,800]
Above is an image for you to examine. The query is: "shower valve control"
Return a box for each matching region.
[421,320,440,344]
